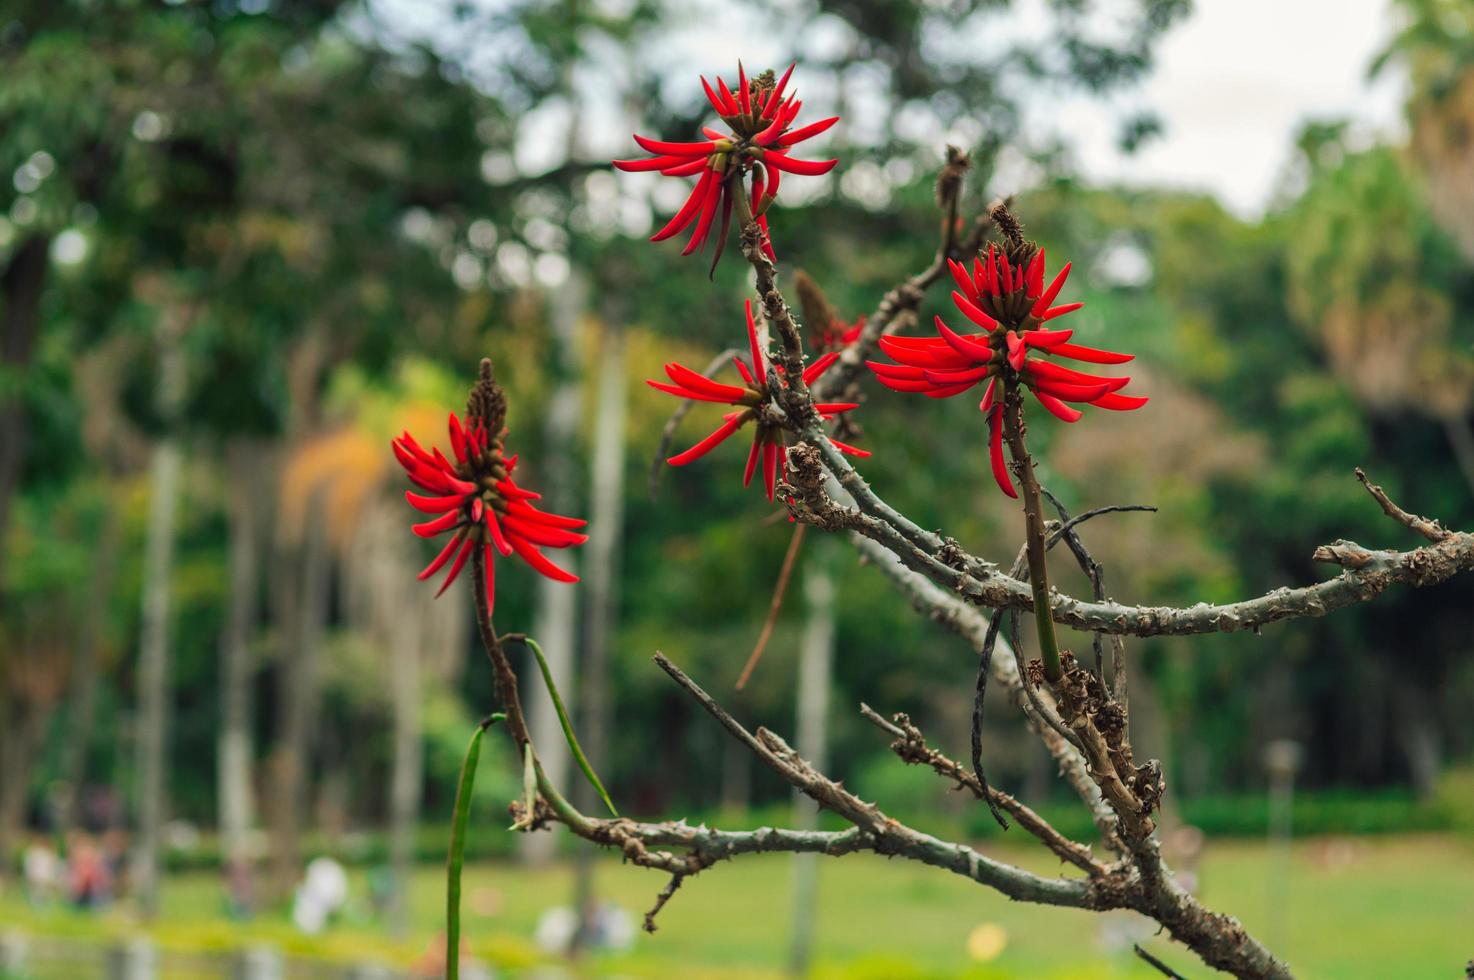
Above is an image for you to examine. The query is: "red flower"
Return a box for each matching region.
[392,415,587,613]
[614,63,838,270]
[867,246,1147,497]
[650,300,869,502]
[819,314,864,352]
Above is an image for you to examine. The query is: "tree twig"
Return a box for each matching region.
[736,522,807,689]
[1355,467,1449,542]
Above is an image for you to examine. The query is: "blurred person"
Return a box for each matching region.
[65,831,113,908]
[223,857,255,920]
[21,831,61,906]
[291,855,349,935]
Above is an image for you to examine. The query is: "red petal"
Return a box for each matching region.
[412,510,462,538]
[778,116,839,147]
[745,300,767,384]
[406,490,464,514]
[1030,379,1113,402]
[666,362,748,401]
[1041,302,1083,321]
[1026,248,1046,297]
[647,379,742,404]
[417,531,466,581]
[803,351,839,384]
[988,408,1016,498]
[660,157,708,177]
[1031,261,1072,316]
[504,501,586,530]
[762,153,836,176]
[668,414,745,466]
[1022,328,1073,348]
[510,536,579,583]
[614,153,693,172]
[1031,387,1084,423]
[1090,392,1150,411]
[829,437,871,457]
[486,511,514,556]
[632,134,717,156]
[681,171,724,255]
[762,442,778,502]
[1051,342,1133,364]
[951,290,997,331]
[651,168,715,242]
[934,316,994,362]
[742,437,762,487]
[503,515,589,548]
[434,537,476,597]
[701,76,730,115]
[979,377,997,414]
[764,64,796,119]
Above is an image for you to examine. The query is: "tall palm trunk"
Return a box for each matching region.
[385,502,424,938]
[130,325,187,919]
[58,504,122,834]
[268,487,329,900]
[572,323,627,946]
[521,271,587,865]
[219,442,265,878]
[787,542,837,977]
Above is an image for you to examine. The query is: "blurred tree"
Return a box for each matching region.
[1374,0,1474,261]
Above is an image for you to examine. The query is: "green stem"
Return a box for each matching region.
[1001,383,1063,683]
[509,634,618,816]
[446,712,503,980]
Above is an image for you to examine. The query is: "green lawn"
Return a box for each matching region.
[4,834,1471,977]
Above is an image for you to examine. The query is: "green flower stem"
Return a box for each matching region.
[1002,383,1064,684]
[508,634,618,816]
[446,712,503,980]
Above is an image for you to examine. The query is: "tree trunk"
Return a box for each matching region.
[219,442,264,878]
[130,326,187,920]
[0,233,52,609]
[787,541,837,978]
[268,487,329,900]
[521,271,587,865]
[1441,414,1474,500]
[386,515,424,939]
[58,504,122,834]
[572,323,627,947]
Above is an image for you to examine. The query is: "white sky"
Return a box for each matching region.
[376,0,1409,219]
[1052,0,1407,216]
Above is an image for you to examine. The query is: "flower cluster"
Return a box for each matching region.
[868,244,1146,497]
[393,402,586,612]
[649,300,869,502]
[614,63,837,270]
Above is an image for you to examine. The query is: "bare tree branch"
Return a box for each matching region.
[859,703,1103,875]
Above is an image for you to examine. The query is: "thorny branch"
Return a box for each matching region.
[472,160,1471,979]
